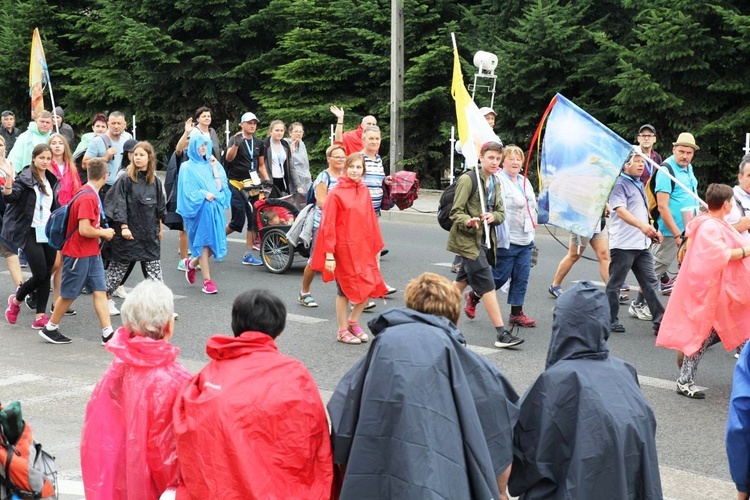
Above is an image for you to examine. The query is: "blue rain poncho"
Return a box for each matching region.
[176,135,230,261]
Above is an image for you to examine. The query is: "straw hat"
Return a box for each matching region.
[672,132,699,150]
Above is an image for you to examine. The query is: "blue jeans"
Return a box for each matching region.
[492,242,533,305]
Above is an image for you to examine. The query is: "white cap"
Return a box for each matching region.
[240,112,259,123]
[478,107,496,117]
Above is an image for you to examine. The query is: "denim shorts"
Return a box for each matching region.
[60,255,107,299]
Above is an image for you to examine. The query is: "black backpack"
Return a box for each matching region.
[437,170,478,231]
[74,134,113,184]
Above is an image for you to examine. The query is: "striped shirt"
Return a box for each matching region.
[362,152,385,212]
[313,170,339,229]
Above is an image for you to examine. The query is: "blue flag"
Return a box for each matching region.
[537,94,633,237]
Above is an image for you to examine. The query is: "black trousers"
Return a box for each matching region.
[17,228,56,314]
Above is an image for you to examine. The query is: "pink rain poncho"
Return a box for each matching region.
[656,213,750,356]
[80,327,191,500]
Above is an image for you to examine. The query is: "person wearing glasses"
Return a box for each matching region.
[285,122,311,208]
[298,144,345,308]
[636,124,663,184]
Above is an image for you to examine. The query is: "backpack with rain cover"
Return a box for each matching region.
[0,401,57,499]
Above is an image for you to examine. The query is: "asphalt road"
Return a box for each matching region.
[0,215,739,499]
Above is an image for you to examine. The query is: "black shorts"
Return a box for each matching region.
[228,184,258,233]
[455,248,495,296]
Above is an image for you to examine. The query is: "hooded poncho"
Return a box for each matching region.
[656,213,750,356]
[80,328,191,500]
[310,175,387,303]
[173,331,333,499]
[327,307,519,499]
[176,135,230,260]
[509,281,662,499]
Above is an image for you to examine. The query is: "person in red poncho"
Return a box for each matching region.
[172,290,333,499]
[311,153,388,344]
[80,279,190,500]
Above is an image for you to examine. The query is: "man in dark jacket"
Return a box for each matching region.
[328,272,519,499]
[509,281,662,499]
[0,111,20,155]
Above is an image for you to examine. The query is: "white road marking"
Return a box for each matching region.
[467,344,502,356]
[286,313,328,324]
[22,385,95,406]
[227,237,247,244]
[0,373,44,386]
[571,280,642,292]
[58,479,85,495]
[432,262,453,267]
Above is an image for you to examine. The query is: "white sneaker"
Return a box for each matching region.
[627,301,652,321]
[108,299,120,316]
[113,286,128,299]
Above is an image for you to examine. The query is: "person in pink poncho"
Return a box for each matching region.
[80,279,190,499]
[656,183,750,399]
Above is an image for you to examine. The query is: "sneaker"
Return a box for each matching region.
[610,322,625,333]
[202,279,218,294]
[548,285,563,299]
[364,300,377,311]
[108,299,120,316]
[494,328,524,348]
[385,285,397,296]
[39,325,72,344]
[298,293,318,308]
[50,304,77,316]
[173,312,179,320]
[464,291,479,319]
[509,312,537,328]
[184,258,196,284]
[101,329,114,345]
[380,249,389,257]
[5,294,20,324]
[241,253,263,266]
[627,301,652,321]
[31,314,49,330]
[451,263,461,274]
[661,277,676,295]
[177,259,186,272]
[24,291,37,311]
[620,284,631,292]
[113,285,128,299]
[619,292,629,302]
[676,380,705,399]
[252,244,260,251]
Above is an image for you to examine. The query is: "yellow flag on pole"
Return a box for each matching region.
[29,28,49,118]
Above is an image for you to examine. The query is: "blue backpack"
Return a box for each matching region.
[45,189,92,251]
[305,171,331,206]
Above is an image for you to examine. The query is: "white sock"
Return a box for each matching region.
[47,321,59,330]
[102,326,114,337]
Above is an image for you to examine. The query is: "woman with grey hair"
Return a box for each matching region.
[81,280,190,499]
[285,122,311,207]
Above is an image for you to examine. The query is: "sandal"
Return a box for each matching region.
[337,328,361,345]
[298,293,318,308]
[348,321,369,342]
[548,285,563,298]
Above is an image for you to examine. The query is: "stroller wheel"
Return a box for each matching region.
[260,228,295,274]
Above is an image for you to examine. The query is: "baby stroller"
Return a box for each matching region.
[254,197,310,274]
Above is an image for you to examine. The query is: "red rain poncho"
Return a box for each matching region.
[173,331,333,499]
[311,175,387,303]
[80,327,191,500]
[656,213,750,355]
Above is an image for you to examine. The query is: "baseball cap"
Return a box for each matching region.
[1,111,14,118]
[241,112,259,123]
[638,124,656,135]
[123,139,138,153]
[478,107,496,117]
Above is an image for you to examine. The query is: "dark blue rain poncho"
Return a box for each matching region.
[176,135,230,260]
[508,281,662,499]
[327,307,519,500]
[727,344,750,494]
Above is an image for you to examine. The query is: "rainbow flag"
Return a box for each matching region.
[450,44,500,168]
[534,94,632,237]
[29,28,50,118]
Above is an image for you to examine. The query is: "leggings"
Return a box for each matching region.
[106,260,162,295]
[16,229,56,314]
[678,329,746,384]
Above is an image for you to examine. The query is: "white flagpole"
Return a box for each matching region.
[48,80,59,134]
[225,120,230,149]
[132,115,137,140]
[636,152,707,209]
[449,126,455,185]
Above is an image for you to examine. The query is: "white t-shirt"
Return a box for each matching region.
[32,177,53,227]
[726,185,750,239]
